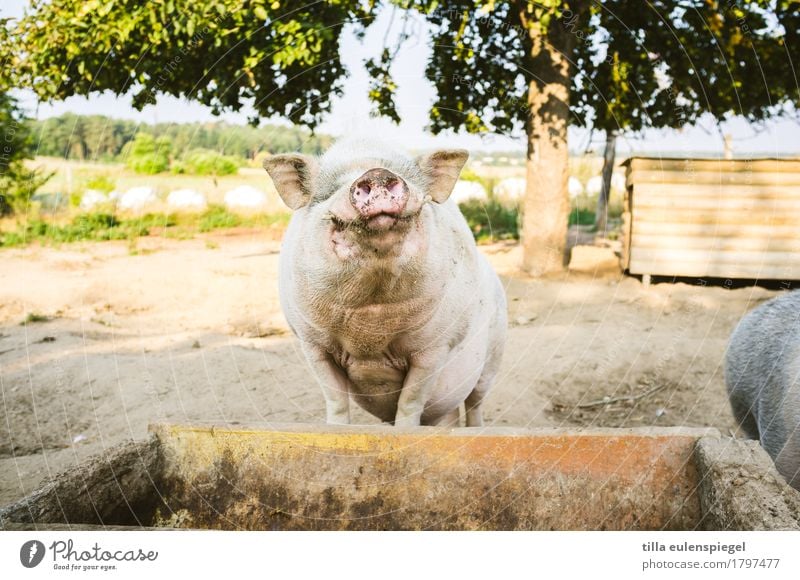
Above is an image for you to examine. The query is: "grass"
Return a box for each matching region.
[0,205,291,249]
[458,199,519,242]
[568,207,597,226]
[1,202,615,249]
[22,312,51,324]
[198,205,241,231]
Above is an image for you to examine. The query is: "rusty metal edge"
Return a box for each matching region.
[149,422,722,440]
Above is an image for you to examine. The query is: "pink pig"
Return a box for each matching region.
[264,139,507,427]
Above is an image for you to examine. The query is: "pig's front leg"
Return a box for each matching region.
[301,343,351,424]
[395,348,448,427]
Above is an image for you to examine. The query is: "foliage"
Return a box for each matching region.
[381,1,799,137]
[458,199,519,242]
[124,133,171,174]
[174,149,239,176]
[0,208,291,248]
[459,167,483,183]
[568,207,595,227]
[0,93,51,214]
[198,204,240,232]
[22,312,50,324]
[26,114,335,162]
[1,213,139,245]
[9,0,377,126]
[197,206,289,233]
[571,1,797,133]
[84,174,116,193]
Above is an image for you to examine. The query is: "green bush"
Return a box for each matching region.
[23,312,50,324]
[84,175,116,193]
[129,152,169,174]
[0,94,51,214]
[71,213,119,233]
[568,208,596,226]
[126,133,171,174]
[178,149,240,176]
[458,199,519,242]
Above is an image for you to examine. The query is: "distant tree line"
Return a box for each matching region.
[25,114,334,162]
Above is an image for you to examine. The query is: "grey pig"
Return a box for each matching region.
[725,290,800,489]
[263,138,507,427]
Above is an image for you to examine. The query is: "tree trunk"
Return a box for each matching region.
[520,12,578,276]
[595,131,616,236]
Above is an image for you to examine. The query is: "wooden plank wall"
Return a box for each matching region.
[621,158,800,280]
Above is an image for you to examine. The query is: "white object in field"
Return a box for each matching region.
[493,177,526,201]
[586,173,625,197]
[568,176,584,198]
[167,189,207,209]
[117,186,158,210]
[586,175,604,196]
[79,189,108,210]
[108,189,123,201]
[451,180,488,204]
[224,185,268,209]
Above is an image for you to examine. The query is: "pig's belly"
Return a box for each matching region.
[345,362,406,423]
[343,340,485,424]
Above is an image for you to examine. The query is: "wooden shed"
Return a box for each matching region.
[620,157,800,283]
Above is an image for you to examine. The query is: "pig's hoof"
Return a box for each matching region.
[326,413,351,425]
[465,411,484,427]
[394,415,422,428]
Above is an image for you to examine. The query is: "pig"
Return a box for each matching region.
[263,138,507,427]
[725,290,800,490]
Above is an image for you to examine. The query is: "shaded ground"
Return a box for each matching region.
[0,231,778,506]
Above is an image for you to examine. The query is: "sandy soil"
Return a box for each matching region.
[0,231,782,507]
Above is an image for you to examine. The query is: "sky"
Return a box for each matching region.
[2,0,799,157]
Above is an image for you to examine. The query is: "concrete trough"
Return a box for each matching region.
[2,424,799,531]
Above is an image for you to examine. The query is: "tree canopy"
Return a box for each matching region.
[367,1,799,139]
[8,1,797,144]
[8,0,376,125]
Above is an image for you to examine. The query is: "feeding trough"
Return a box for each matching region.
[2,424,799,531]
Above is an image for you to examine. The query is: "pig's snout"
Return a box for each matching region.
[350,168,409,230]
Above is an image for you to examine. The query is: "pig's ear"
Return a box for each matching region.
[417,149,469,203]
[263,154,318,210]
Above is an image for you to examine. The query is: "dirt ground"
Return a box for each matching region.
[0,230,782,507]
